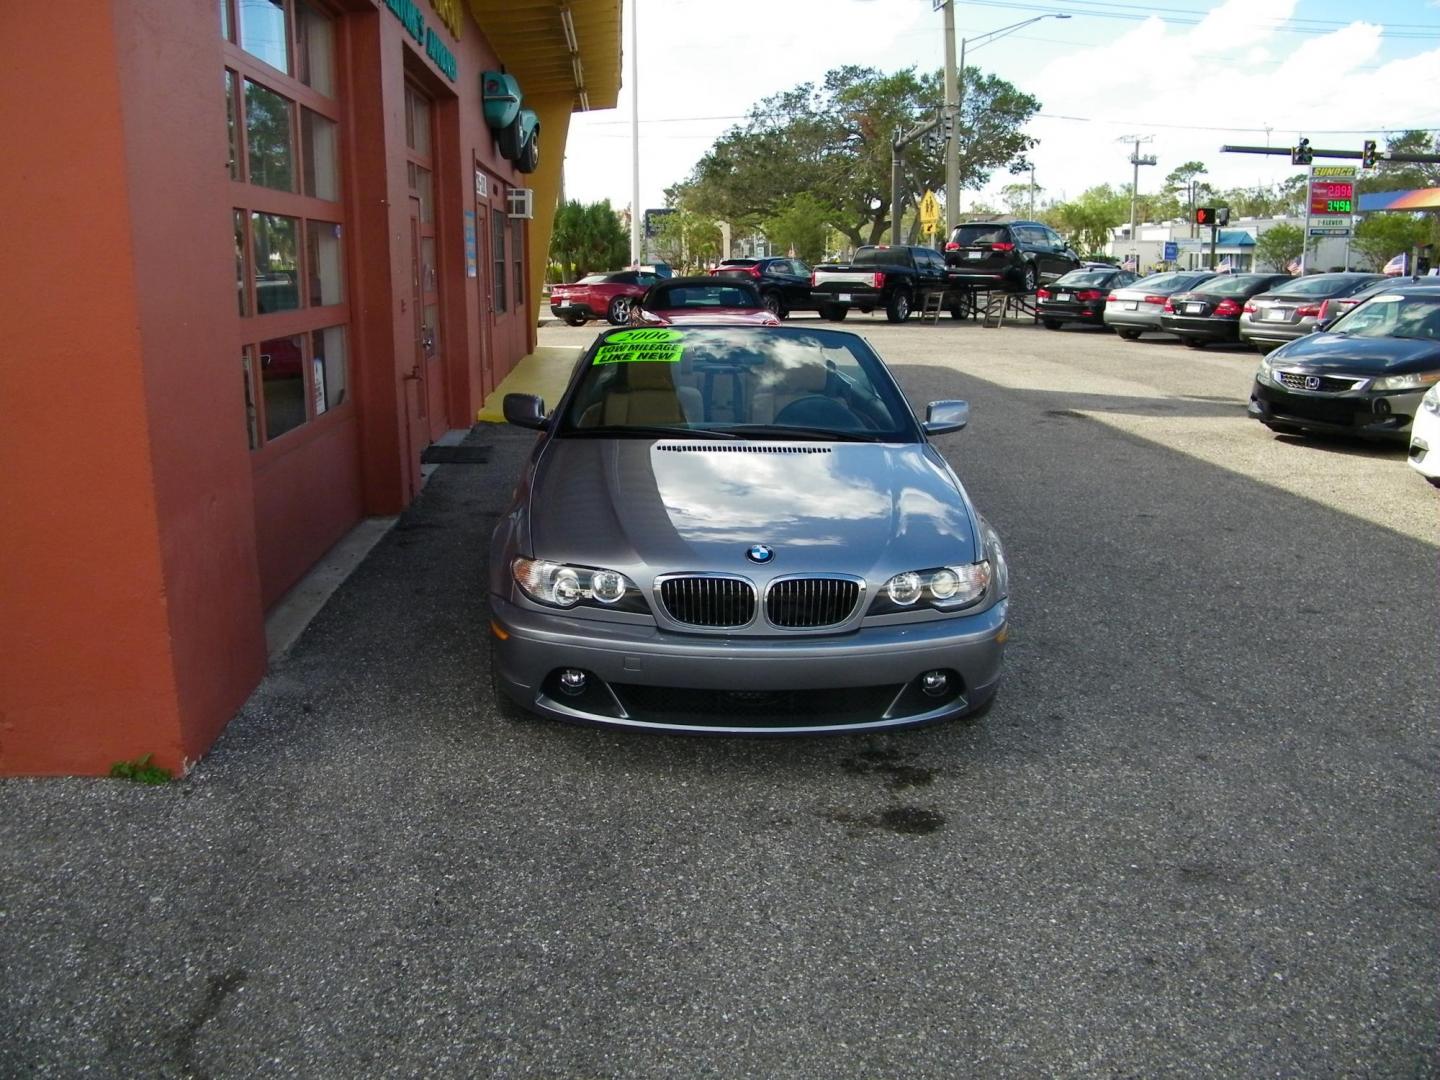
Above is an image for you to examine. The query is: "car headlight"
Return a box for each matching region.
[870,562,991,615]
[1373,370,1440,392]
[1423,384,1440,414]
[512,558,646,612]
[1255,354,1277,383]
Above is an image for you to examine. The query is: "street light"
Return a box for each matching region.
[942,6,1071,232]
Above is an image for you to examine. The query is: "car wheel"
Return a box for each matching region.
[886,290,912,322]
[819,303,848,322]
[1115,328,1142,340]
[563,314,586,327]
[762,291,786,318]
[1182,337,1206,349]
[1042,318,1063,330]
[606,296,633,325]
[948,305,967,320]
[1022,264,1038,293]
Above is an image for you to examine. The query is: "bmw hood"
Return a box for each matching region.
[525,439,979,579]
[1272,333,1440,374]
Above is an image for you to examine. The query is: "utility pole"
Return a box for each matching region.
[942,0,959,234]
[1120,135,1156,270]
[629,0,641,266]
[1029,164,1036,216]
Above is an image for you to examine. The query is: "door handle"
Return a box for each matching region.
[403,364,422,381]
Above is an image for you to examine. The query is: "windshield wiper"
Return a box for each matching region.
[717,424,884,442]
[561,424,739,440]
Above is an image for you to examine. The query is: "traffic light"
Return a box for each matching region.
[1195,207,1217,226]
[1216,207,1231,226]
[1291,138,1313,165]
[1362,139,1377,169]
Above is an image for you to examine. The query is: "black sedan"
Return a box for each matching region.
[709,257,815,318]
[1249,283,1440,441]
[1037,268,1138,329]
[1159,273,1293,347]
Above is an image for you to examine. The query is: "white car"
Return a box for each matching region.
[1409,383,1440,486]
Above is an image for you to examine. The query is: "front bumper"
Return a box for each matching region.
[1407,399,1440,479]
[1248,379,1423,442]
[489,595,1008,734]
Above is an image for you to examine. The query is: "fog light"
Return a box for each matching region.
[558,669,587,696]
[1374,398,1391,415]
[921,670,949,697]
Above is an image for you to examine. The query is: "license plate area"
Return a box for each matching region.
[837,293,851,302]
[1264,308,1290,321]
[1185,303,1205,314]
[1123,300,1138,310]
[1056,292,1072,301]
[966,251,983,260]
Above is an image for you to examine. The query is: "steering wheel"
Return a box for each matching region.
[772,395,865,431]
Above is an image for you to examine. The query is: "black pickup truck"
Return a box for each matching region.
[810,244,956,322]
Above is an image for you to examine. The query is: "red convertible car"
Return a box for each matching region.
[549,269,662,326]
[629,277,780,327]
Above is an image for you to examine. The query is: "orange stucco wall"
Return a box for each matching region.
[0,0,576,775]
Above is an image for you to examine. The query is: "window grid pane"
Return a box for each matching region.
[306,220,344,307]
[259,334,307,440]
[312,326,348,412]
[238,0,290,73]
[244,79,295,192]
[296,1,335,97]
[492,211,506,313]
[234,209,249,316]
[302,108,339,200]
[225,70,239,180]
[242,348,259,449]
[252,212,299,313]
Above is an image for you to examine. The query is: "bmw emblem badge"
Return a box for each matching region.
[746,544,775,564]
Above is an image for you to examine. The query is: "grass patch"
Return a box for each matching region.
[108,754,171,785]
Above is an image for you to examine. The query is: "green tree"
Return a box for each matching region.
[549,199,629,280]
[1048,184,1130,256]
[1352,213,1432,271]
[1154,161,1211,222]
[652,210,720,273]
[763,193,835,264]
[1253,223,1312,271]
[668,64,1039,249]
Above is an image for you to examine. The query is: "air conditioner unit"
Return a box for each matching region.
[506,187,534,220]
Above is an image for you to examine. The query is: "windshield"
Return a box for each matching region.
[646,282,758,309]
[1194,274,1282,297]
[1052,271,1115,287]
[1330,294,1440,340]
[1130,272,1199,292]
[557,327,921,442]
[853,247,911,267]
[577,274,609,285]
[1266,274,1379,299]
[953,225,1010,245]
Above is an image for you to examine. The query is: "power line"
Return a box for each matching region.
[954,0,1440,39]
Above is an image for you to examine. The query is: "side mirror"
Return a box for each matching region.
[503,393,548,430]
[923,400,969,435]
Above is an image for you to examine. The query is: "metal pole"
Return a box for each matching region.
[1210,224,1217,270]
[891,129,903,247]
[955,35,966,222]
[1129,138,1139,268]
[943,1,959,235]
[1300,162,1313,274]
[629,0,641,266]
[1029,164,1035,215]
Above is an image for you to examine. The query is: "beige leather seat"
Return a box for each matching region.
[581,362,703,426]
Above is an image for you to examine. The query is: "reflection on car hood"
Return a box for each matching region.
[527,439,978,578]
[640,309,780,326]
[1271,332,1440,373]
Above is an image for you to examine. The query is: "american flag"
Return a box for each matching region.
[1286,257,1302,274]
[1383,252,1408,276]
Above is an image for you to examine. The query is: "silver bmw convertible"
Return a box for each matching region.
[489,325,1009,734]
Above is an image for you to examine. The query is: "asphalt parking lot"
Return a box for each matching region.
[3,312,1436,1077]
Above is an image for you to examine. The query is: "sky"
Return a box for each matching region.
[561,0,1440,220]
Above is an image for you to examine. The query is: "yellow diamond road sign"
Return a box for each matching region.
[919,190,941,231]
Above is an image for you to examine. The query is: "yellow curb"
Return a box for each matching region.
[476,345,584,422]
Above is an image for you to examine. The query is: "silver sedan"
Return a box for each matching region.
[1103,270,1218,339]
[489,325,1009,734]
[1238,272,1384,352]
